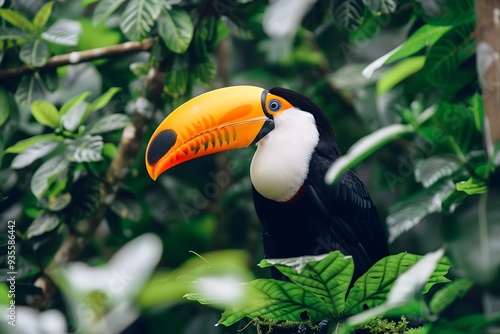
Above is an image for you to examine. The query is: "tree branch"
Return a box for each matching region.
[476,0,500,155]
[31,45,167,311]
[0,38,156,81]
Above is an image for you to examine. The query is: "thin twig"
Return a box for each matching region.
[0,38,156,81]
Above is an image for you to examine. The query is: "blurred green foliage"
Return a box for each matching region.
[0,0,499,333]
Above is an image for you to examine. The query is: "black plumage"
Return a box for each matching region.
[253,87,389,280]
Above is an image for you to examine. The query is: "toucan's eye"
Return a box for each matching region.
[268,100,281,112]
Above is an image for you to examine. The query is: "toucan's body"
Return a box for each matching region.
[146,86,388,280]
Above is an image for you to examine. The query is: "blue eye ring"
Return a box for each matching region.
[268,99,281,112]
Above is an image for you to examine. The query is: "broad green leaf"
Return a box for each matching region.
[120,0,161,41]
[164,56,189,98]
[346,249,449,326]
[415,155,462,188]
[61,101,88,132]
[344,251,450,316]
[41,19,82,46]
[193,58,216,86]
[65,135,103,162]
[0,87,9,127]
[40,69,59,92]
[158,9,193,54]
[325,124,414,184]
[0,27,29,40]
[59,92,90,116]
[31,100,60,128]
[332,0,364,31]
[15,74,44,106]
[11,139,60,169]
[377,56,425,94]
[66,176,100,222]
[387,182,455,243]
[4,134,60,154]
[425,22,476,87]
[386,25,451,64]
[19,39,49,68]
[87,87,121,114]
[456,177,487,195]
[217,278,332,326]
[86,114,130,134]
[33,1,54,28]
[27,211,61,238]
[429,278,473,314]
[363,0,397,14]
[259,251,354,318]
[0,9,36,32]
[92,0,127,26]
[31,154,69,199]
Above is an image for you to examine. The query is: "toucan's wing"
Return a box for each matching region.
[306,152,389,276]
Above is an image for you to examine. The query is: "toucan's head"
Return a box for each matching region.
[145,86,339,200]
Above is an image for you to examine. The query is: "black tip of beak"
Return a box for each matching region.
[147,129,177,166]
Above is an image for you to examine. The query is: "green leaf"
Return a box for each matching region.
[193,58,216,86]
[216,279,332,326]
[470,93,483,131]
[164,56,189,98]
[11,139,60,169]
[27,211,61,238]
[0,9,36,32]
[120,0,161,41]
[386,182,455,243]
[0,87,10,127]
[61,101,88,132]
[33,1,54,28]
[31,100,60,128]
[259,251,354,318]
[456,177,487,195]
[48,193,72,212]
[65,135,103,162]
[92,0,127,26]
[386,25,452,64]
[424,22,476,87]
[429,278,473,314]
[31,154,69,199]
[19,39,49,68]
[332,0,364,31]
[15,74,44,106]
[346,249,450,326]
[363,0,397,15]
[377,56,425,94]
[41,19,82,46]
[4,134,60,154]
[66,175,100,222]
[87,87,121,114]
[158,8,194,54]
[415,155,462,188]
[0,27,29,40]
[40,69,59,92]
[59,92,90,116]
[86,113,130,134]
[325,124,414,184]
[344,251,450,316]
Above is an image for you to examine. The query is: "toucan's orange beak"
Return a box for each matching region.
[145,86,274,180]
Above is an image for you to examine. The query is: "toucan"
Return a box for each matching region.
[145,86,389,280]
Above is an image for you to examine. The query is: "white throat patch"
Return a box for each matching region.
[250,108,320,202]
